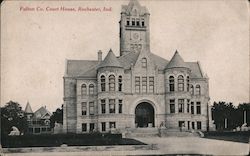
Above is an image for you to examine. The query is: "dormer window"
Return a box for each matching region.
[142,58,147,68]
[132,18,135,26]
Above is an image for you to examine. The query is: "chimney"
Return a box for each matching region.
[98,50,102,63]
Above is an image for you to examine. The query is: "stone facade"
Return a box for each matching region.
[63,0,213,134]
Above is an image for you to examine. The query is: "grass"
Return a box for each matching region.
[1,133,146,148]
[203,131,250,143]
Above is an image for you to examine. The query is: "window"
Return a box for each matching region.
[178,121,185,128]
[191,102,194,114]
[178,99,184,113]
[169,76,175,92]
[135,77,140,93]
[42,127,46,132]
[136,18,140,26]
[170,99,175,113]
[118,76,122,91]
[192,122,195,129]
[126,18,130,26]
[119,100,122,113]
[81,84,87,95]
[34,128,40,133]
[89,84,94,95]
[141,18,145,26]
[178,75,184,91]
[109,122,116,129]
[197,121,201,130]
[196,85,201,95]
[142,77,147,93]
[82,123,87,132]
[196,102,201,114]
[101,122,106,132]
[109,99,115,113]
[149,77,154,93]
[101,75,106,92]
[82,102,87,115]
[190,85,194,95]
[142,58,147,68]
[89,102,94,115]
[132,18,135,26]
[187,76,190,91]
[187,99,190,113]
[188,121,190,130]
[101,99,105,114]
[90,123,95,132]
[109,75,115,91]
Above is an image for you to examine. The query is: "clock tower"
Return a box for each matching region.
[119,0,150,56]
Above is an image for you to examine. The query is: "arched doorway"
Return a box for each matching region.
[135,102,155,128]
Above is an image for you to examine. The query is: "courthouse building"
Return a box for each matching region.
[63,0,214,134]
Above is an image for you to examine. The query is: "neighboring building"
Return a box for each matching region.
[63,0,214,134]
[24,102,52,134]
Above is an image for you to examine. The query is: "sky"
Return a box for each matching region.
[1,0,249,112]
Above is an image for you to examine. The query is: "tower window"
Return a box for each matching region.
[142,58,147,68]
[126,18,130,26]
[178,75,184,91]
[101,75,106,92]
[81,84,87,96]
[169,76,175,92]
[118,76,122,91]
[136,18,140,26]
[141,18,145,26]
[135,77,140,93]
[132,18,135,26]
[89,84,94,95]
[196,85,201,95]
[109,75,115,91]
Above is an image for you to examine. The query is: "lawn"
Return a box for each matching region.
[203,131,250,143]
[1,133,146,148]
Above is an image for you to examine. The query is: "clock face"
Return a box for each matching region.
[132,32,140,41]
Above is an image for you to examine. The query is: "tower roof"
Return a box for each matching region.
[24,102,33,113]
[166,50,188,69]
[98,49,123,69]
[122,0,149,15]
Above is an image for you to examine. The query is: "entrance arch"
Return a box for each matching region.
[135,102,155,128]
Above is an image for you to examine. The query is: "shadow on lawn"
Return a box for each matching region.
[203,131,250,143]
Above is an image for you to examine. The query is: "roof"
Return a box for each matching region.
[121,0,149,15]
[185,62,203,78]
[97,49,123,69]
[33,106,52,119]
[66,60,98,77]
[24,102,33,113]
[166,50,187,69]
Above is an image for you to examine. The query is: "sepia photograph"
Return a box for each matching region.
[1,0,249,155]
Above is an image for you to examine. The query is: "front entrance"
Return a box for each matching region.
[135,102,155,128]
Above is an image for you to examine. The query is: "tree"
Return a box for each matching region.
[1,101,28,136]
[50,105,63,129]
[237,103,250,126]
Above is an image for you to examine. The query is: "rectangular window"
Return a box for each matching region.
[142,77,147,93]
[82,123,87,132]
[119,100,122,114]
[188,121,190,130]
[109,122,116,129]
[101,99,106,114]
[42,127,46,132]
[89,102,94,115]
[197,121,202,130]
[141,18,145,26]
[135,77,140,93]
[191,102,194,114]
[101,122,106,132]
[196,102,201,114]
[136,18,140,26]
[192,122,195,129]
[82,102,87,115]
[126,18,130,25]
[90,123,95,132]
[178,121,185,127]
[109,99,115,113]
[170,99,175,113]
[187,99,190,113]
[132,18,135,26]
[34,128,40,133]
[178,99,184,113]
[149,77,154,93]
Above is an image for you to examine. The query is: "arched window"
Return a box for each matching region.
[169,76,175,92]
[89,84,94,95]
[196,85,201,95]
[187,76,190,92]
[190,85,194,95]
[178,75,184,91]
[81,84,87,95]
[101,75,105,92]
[109,75,115,91]
[118,76,122,91]
[142,58,147,68]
